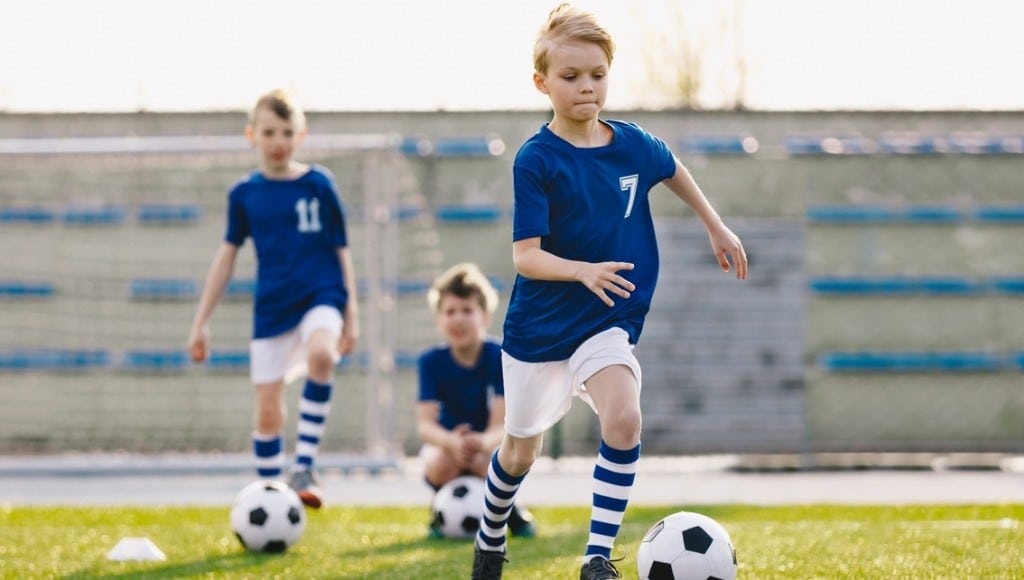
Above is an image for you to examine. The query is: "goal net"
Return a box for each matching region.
[0,131,433,467]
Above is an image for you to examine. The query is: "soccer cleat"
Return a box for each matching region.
[507,504,536,538]
[471,545,507,580]
[287,469,324,509]
[579,556,623,580]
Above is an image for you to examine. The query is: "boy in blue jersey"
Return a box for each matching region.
[187,89,358,510]
[470,5,748,579]
[416,263,534,539]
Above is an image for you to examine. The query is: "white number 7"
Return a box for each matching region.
[619,174,639,218]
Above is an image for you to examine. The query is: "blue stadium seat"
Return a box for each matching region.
[393,350,419,369]
[992,277,1024,295]
[130,278,197,300]
[785,136,874,155]
[1014,352,1024,371]
[0,281,55,297]
[820,351,1004,372]
[806,205,899,223]
[137,203,203,225]
[806,205,963,224]
[0,349,110,371]
[400,135,505,157]
[121,350,190,372]
[972,205,1024,223]
[62,205,126,225]
[393,203,424,221]
[809,276,983,296]
[225,279,256,299]
[678,135,758,155]
[0,206,56,224]
[395,278,430,295]
[948,134,1024,155]
[206,350,250,371]
[434,204,504,223]
[901,206,962,223]
[877,134,942,155]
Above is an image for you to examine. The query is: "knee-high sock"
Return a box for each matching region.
[475,451,527,552]
[294,379,332,469]
[584,440,641,560]
[253,432,284,479]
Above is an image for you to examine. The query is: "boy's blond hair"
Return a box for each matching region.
[533,3,615,74]
[249,89,306,130]
[427,263,499,314]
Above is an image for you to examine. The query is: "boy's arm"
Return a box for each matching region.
[512,238,635,307]
[337,247,359,355]
[187,242,239,362]
[662,158,748,280]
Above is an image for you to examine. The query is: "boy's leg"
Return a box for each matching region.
[252,380,287,479]
[580,364,642,567]
[475,435,541,552]
[422,443,461,538]
[289,326,338,508]
[470,443,535,539]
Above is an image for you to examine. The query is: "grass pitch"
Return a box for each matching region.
[2,503,1022,578]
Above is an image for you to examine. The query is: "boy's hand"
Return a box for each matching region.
[577,261,635,307]
[449,423,479,467]
[707,223,748,280]
[337,326,357,356]
[187,325,209,362]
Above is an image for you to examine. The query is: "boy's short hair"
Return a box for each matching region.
[534,3,615,74]
[427,263,499,314]
[249,89,306,129]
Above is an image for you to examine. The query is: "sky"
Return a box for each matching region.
[1,0,1022,112]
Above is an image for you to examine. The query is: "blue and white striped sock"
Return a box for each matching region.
[294,379,332,470]
[584,440,641,561]
[253,432,284,479]
[475,451,526,552]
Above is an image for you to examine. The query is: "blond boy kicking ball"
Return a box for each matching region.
[470,5,747,579]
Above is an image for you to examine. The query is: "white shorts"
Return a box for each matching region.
[502,327,642,438]
[249,305,343,384]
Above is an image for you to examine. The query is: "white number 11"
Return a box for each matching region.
[620,174,639,218]
[295,198,322,232]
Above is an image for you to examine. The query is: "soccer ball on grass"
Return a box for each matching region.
[430,475,486,539]
[636,510,737,580]
[230,480,306,553]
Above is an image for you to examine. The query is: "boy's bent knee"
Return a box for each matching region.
[500,436,543,475]
[306,346,335,375]
[601,407,642,448]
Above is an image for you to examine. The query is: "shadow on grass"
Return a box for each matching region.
[60,551,285,579]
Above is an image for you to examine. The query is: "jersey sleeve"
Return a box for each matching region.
[488,344,505,397]
[511,146,551,242]
[417,351,439,402]
[223,184,248,247]
[648,130,678,183]
[318,169,349,248]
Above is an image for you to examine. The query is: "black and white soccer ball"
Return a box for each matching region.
[230,480,306,553]
[636,510,737,580]
[430,475,485,539]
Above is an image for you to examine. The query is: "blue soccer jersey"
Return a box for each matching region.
[224,165,349,339]
[417,340,504,433]
[503,120,677,362]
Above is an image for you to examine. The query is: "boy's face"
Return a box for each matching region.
[533,40,609,123]
[245,107,305,173]
[435,293,490,352]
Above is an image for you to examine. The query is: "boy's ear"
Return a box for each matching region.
[244,124,255,145]
[533,72,549,95]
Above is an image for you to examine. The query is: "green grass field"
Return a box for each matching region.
[2,503,1023,578]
